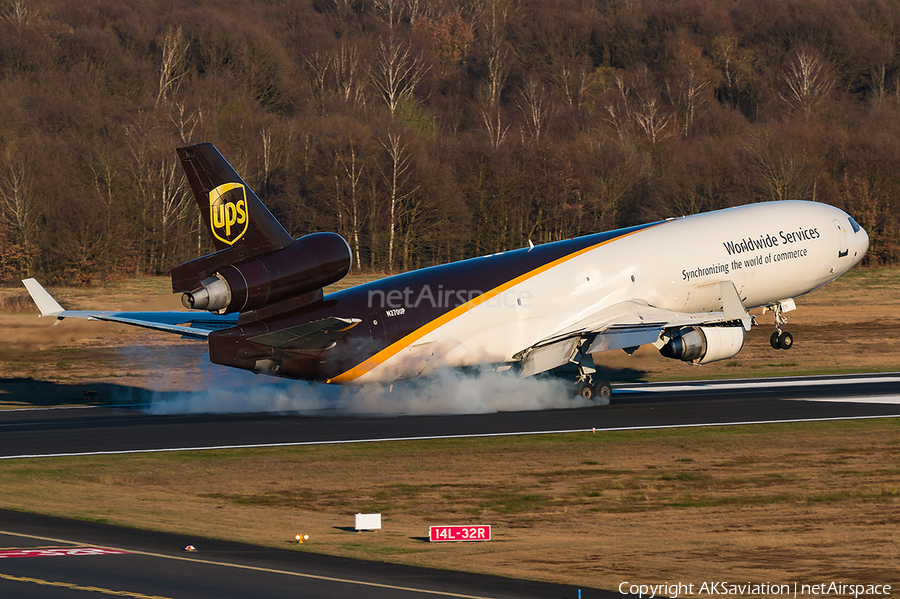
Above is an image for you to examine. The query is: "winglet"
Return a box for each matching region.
[720,281,752,331]
[22,278,65,317]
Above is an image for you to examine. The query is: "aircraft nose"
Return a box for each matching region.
[856,224,870,262]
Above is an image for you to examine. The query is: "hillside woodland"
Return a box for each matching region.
[1,0,898,283]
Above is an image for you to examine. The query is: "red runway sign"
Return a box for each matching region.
[429,525,491,542]
[0,547,129,559]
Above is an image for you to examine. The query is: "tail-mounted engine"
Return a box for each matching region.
[179,232,351,314]
[659,326,745,365]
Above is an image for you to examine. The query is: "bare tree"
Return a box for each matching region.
[554,62,594,109]
[668,39,716,137]
[478,0,511,110]
[0,149,36,276]
[480,106,510,149]
[334,137,365,269]
[372,35,429,117]
[156,26,190,107]
[156,157,191,269]
[373,0,404,28]
[474,0,512,150]
[124,117,192,273]
[322,0,354,25]
[405,0,425,24]
[603,71,634,144]
[633,94,672,145]
[746,127,813,202]
[869,64,889,106]
[517,75,553,144]
[670,69,708,137]
[612,68,674,145]
[781,46,835,119]
[710,33,751,110]
[333,43,368,109]
[260,128,274,199]
[380,131,420,270]
[169,100,203,144]
[304,50,332,115]
[1,0,39,31]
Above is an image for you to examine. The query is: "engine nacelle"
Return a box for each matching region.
[659,326,745,365]
[182,232,351,314]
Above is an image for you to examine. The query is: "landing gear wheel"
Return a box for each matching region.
[575,381,612,406]
[777,331,794,350]
[593,380,612,406]
[576,382,595,401]
[770,331,781,349]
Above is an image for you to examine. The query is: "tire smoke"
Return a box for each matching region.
[142,347,589,415]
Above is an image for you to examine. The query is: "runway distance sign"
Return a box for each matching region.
[429,525,491,542]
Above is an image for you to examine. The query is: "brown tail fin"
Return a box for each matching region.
[177,143,293,255]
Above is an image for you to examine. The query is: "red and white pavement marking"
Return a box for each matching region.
[0,547,129,559]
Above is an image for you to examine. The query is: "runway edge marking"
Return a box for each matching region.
[0,529,497,599]
[1,413,899,460]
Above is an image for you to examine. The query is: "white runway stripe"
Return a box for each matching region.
[615,374,900,393]
[790,396,900,404]
[2,413,899,461]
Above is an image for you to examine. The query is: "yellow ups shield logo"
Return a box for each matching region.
[209,183,249,246]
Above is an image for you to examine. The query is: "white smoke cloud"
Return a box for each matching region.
[141,347,589,416]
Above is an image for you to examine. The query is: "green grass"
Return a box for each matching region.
[0,417,896,589]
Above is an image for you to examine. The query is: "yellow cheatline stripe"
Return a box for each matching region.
[0,529,494,599]
[328,225,659,384]
[0,572,173,598]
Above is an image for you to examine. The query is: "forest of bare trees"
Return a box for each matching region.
[1,0,898,284]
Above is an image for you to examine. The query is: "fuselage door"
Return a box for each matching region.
[833,219,849,258]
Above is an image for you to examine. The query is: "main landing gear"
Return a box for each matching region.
[573,347,612,406]
[768,302,794,350]
[576,379,613,405]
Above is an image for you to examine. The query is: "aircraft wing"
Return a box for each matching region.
[22,278,237,339]
[519,281,752,377]
[557,300,724,347]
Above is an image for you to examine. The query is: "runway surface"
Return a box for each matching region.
[0,510,598,599]
[1,372,898,459]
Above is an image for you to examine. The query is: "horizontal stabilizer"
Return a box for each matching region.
[21,279,237,339]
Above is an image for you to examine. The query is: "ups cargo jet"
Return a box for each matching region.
[23,143,869,404]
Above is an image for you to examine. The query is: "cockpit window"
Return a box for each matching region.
[848,217,861,233]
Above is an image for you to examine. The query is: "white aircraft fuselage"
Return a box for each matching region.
[315,200,867,384]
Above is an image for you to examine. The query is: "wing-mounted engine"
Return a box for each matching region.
[659,326,744,365]
[175,232,352,315]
